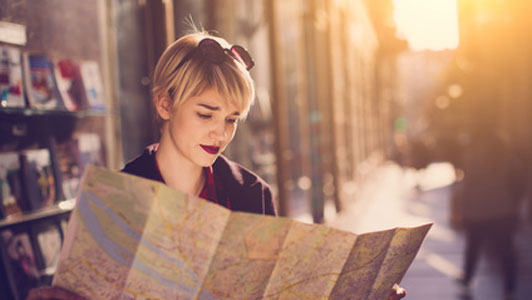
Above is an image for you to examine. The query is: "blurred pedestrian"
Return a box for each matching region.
[457,128,524,299]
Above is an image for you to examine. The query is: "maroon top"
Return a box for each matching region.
[122,144,276,215]
[151,147,230,208]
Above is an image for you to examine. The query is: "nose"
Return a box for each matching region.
[209,120,227,141]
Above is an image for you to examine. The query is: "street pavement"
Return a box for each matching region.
[325,161,532,300]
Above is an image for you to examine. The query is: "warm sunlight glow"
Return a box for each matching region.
[393,0,459,51]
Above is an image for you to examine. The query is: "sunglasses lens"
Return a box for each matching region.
[199,39,226,64]
[231,46,255,70]
[193,38,255,71]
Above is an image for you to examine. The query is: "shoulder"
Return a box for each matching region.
[121,144,163,182]
[213,155,267,187]
[213,155,276,216]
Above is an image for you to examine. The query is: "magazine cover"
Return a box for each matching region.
[20,149,56,210]
[0,230,40,300]
[76,133,105,174]
[22,53,62,110]
[55,139,82,199]
[0,152,26,218]
[35,224,62,272]
[53,59,86,111]
[0,46,25,108]
[79,60,105,110]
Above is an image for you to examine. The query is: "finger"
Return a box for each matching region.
[396,288,407,299]
[389,283,407,300]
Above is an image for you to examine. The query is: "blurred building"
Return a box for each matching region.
[394,50,453,167]
[111,0,408,222]
[31,0,408,223]
[212,0,409,222]
[451,1,532,152]
[428,0,532,188]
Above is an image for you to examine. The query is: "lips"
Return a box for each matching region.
[201,145,220,155]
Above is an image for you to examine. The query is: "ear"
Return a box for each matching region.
[154,93,173,120]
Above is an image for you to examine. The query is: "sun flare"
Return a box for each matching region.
[393,0,459,51]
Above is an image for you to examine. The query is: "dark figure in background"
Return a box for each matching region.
[457,129,524,299]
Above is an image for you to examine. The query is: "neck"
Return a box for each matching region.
[155,139,204,196]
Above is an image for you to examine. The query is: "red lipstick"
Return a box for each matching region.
[201,145,220,154]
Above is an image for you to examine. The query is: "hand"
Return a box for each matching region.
[26,286,86,300]
[388,283,407,300]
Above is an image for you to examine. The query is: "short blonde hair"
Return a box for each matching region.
[152,32,255,120]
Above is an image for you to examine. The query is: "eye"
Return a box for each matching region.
[226,118,238,124]
[197,113,211,119]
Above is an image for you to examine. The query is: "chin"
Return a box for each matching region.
[197,156,218,167]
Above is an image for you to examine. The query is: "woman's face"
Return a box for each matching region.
[164,88,241,168]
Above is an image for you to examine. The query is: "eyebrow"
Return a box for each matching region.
[198,103,240,116]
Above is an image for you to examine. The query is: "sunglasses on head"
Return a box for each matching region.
[175,38,255,71]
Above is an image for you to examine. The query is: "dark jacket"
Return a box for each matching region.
[459,134,522,222]
[121,146,276,216]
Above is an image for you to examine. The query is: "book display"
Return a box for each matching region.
[76,133,105,173]
[54,134,105,200]
[79,60,105,111]
[34,223,62,275]
[22,53,62,110]
[0,230,40,300]
[0,152,25,218]
[54,139,82,200]
[53,59,85,112]
[0,143,106,297]
[0,46,24,108]
[20,149,56,210]
[0,142,95,298]
[0,2,113,298]
[1,50,107,113]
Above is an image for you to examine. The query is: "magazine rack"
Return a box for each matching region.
[0,199,73,300]
[0,199,75,230]
[0,107,109,299]
[1,108,77,148]
[0,108,109,148]
[0,0,117,298]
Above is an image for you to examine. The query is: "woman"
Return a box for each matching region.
[27,31,405,300]
[121,33,275,216]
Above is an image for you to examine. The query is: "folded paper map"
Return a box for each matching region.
[52,166,431,299]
